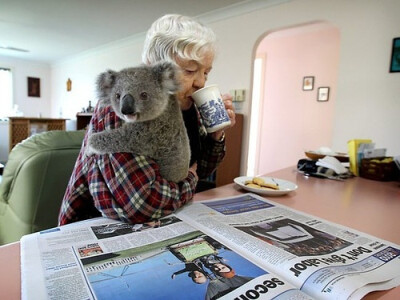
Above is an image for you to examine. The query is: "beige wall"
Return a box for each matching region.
[0,56,51,118]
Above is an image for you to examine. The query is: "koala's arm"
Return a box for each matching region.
[87,127,138,155]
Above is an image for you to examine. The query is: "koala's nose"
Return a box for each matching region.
[121,94,135,115]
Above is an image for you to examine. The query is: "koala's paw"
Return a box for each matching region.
[85,135,105,156]
[84,144,99,157]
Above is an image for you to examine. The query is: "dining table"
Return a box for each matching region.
[0,166,399,299]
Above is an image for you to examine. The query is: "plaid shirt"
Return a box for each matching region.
[58,102,225,225]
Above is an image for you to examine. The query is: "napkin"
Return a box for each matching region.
[316,156,348,175]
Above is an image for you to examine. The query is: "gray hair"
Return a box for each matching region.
[142,14,217,64]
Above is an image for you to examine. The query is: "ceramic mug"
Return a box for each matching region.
[192,84,231,133]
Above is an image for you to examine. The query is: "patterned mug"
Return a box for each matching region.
[192,85,231,133]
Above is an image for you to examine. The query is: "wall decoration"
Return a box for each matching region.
[302,76,314,91]
[66,78,72,91]
[28,77,41,97]
[317,87,330,102]
[389,37,400,72]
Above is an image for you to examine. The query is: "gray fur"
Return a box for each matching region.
[86,62,190,182]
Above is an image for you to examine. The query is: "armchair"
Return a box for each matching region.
[0,130,85,245]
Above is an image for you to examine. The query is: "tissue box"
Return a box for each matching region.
[359,157,396,181]
[347,139,372,176]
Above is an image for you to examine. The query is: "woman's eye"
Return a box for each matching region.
[140,92,148,100]
[185,69,196,74]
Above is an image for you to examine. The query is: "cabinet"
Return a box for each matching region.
[8,117,67,151]
[76,113,93,130]
[215,113,244,187]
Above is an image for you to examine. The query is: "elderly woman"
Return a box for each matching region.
[58,14,235,225]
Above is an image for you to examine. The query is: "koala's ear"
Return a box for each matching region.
[96,70,118,97]
[153,61,180,94]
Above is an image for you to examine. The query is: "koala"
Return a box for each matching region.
[86,62,190,182]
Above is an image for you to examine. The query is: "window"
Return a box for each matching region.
[247,56,265,176]
[0,68,13,119]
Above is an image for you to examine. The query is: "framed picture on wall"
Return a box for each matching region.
[28,77,41,97]
[389,37,400,72]
[302,76,314,91]
[317,87,330,102]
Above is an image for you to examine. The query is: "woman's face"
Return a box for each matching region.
[212,263,230,273]
[175,51,214,110]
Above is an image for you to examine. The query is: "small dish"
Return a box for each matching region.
[305,150,349,162]
[234,176,298,196]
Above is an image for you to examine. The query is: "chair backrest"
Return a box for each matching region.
[0,130,85,245]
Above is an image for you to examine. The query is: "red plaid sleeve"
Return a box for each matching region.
[197,135,225,179]
[195,107,226,179]
[88,153,197,223]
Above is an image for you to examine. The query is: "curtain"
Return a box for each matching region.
[0,68,13,119]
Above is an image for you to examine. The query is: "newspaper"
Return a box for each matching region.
[21,193,400,300]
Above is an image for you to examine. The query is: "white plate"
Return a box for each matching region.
[234,176,298,196]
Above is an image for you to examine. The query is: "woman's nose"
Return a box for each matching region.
[193,73,206,88]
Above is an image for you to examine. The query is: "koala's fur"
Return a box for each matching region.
[86,62,190,182]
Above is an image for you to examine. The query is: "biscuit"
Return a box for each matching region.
[244,177,279,190]
[246,183,261,189]
[252,177,265,186]
[260,182,279,190]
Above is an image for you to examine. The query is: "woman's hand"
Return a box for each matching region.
[211,93,236,141]
[189,163,199,181]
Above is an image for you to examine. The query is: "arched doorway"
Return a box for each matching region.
[247,22,340,176]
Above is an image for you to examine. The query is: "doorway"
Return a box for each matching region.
[247,22,340,176]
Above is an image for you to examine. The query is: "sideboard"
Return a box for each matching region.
[8,117,67,151]
[76,113,93,130]
[215,113,244,187]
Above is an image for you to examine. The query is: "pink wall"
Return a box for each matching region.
[255,24,340,175]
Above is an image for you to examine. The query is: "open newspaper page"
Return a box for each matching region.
[176,193,400,300]
[21,214,312,300]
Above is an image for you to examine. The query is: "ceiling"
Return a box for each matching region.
[0,0,262,64]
